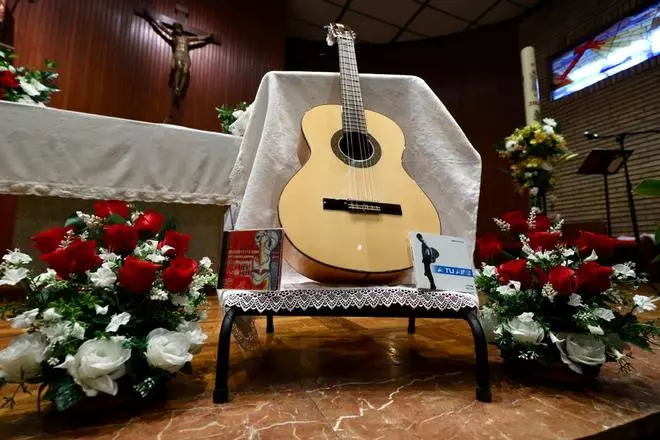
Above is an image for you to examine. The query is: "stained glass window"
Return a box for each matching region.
[551,2,660,100]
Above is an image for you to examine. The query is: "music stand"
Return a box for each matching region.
[577,148,633,236]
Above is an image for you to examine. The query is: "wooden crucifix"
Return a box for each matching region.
[135,3,220,120]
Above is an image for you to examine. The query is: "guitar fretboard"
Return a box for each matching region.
[337,36,367,134]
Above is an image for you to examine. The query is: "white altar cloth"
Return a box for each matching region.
[230,71,482,287]
[0,101,241,205]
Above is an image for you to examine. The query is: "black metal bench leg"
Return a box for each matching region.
[465,309,492,403]
[407,316,416,334]
[266,314,274,334]
[213,308,237,403]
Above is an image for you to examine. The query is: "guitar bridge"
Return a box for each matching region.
[322,198,402,216]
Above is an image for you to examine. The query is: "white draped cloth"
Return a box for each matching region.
[223,72,482,349]
[0,101,241,205]
[229,71,482,287]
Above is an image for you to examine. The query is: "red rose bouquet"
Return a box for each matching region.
[476,211,659,375]
[0,201,216,411]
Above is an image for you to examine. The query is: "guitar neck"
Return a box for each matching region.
[337,36,367,134]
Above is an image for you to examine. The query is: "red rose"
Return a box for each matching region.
[40,240,102,279]
[31,226,71,254]
[501,211,528,234]
[577,261,612,295]
[134,210,164,237]
[576,231,619,260]
[104,224,138,253]
[497,259,532,288]
[119,256,160,293]
[94,200,130,219]
[163,257,198,293]
[476,234,503,263]
[548,266,579,295]
[533,266,549,286]
[159,230,191,257]
[0,71,19,89]
[527,231,561,251]
[533,215,551,231]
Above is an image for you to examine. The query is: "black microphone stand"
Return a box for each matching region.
[585,129,660,246]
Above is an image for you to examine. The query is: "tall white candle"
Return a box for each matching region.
[521,46,540,125]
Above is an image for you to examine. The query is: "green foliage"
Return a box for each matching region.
[43,377,84,412]
[634,179,660,197]
[216,101,247,133]
[64,213,86,232]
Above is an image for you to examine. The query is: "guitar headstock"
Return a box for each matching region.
[325,23,356,46]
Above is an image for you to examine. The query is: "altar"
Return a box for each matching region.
[0,101,241,266]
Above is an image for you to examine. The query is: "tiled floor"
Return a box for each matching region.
[1,296,659,439]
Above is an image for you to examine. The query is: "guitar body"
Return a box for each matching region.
[278,104,441,283]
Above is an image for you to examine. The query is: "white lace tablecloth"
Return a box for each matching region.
[219,287,479,313]
[218,287,479,350]
[0,101,241,205]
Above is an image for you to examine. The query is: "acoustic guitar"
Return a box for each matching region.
[278,23,441,283]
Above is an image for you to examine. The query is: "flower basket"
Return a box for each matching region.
[476,211,659,377]
[0,201,217,413]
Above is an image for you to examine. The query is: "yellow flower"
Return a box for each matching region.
[534,131,547,143]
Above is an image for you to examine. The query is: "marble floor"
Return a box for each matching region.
[1,296,659,439]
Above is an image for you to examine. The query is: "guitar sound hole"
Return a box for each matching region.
[339,132,374,161]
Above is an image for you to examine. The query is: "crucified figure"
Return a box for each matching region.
[143,9,214,103]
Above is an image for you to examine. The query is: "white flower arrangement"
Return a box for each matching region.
[496,117,576,207]
[476,212,659,375]
[0,200,216,411]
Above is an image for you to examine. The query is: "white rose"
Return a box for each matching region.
[145,329,192,373]
[10,308,40,329]
[503,312,544,344]
[0,333,48,381]
[177,321,207,354]
[56,338,131,397]
[2,250,32,265]
[0,268,30,286]
[89,264,117,288]
[478,307,499,342]
[565,333,605,366]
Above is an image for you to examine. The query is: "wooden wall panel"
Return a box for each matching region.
[286,23,527,235]
[12,0,286,131]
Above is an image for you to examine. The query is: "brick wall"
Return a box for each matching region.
[519,0,660,236]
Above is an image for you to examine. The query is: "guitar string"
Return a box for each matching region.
[338,36,355,202]
[346,37,376,204]
[341,37,357,203]
[345,38,366,203]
